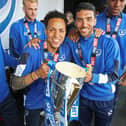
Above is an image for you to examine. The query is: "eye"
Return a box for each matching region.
[87,17,94,22]
[59,29,65,33]
[76,18,82,22]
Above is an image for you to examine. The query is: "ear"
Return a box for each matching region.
[94,18,96,26]
[45,28,47,35]
[23,6,25,12]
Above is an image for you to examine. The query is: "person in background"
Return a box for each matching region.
[96,0,126,123]
[66,2,120,126]
[11,10,72,126]
[65,11,75,35]
[9,0,46,122]
[0,37,23,126]
[9,0,46,58]
[96,0,126,78]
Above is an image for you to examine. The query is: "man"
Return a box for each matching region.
[66,2,120,126]
[96,1,126,122]
[11,10,72,126]
[96,0,126,77]
[9,0,46,122]
[9,0,46,58]
[0,37,23,126]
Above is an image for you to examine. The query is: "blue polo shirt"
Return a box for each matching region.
[0,37,18,103]
[14,41,72,109]
[66,33,120,101]
[9,18,46,58]
[96,11,126,76]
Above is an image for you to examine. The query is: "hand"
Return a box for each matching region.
[94,28,105,38]
[84,64,92,83]
[118,72,126,86]
[35,63,49,79]
[24,38,41,49]
[68,28,80,42]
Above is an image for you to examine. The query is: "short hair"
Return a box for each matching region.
[65,11,74,20]
[23,0,38,6]
[44,10,67,28]
[75,2,96,17]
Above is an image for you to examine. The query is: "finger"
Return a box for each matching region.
[33,44,37,50]
[36,43,40,49]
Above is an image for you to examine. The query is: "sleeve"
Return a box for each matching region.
[0,38,19,67]
[14,50,33,77]
[90,38,120,84]
[9,23,21,58]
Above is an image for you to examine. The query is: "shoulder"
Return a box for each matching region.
[23,46,42,56]
[96,12,106,19]
[64,37,74,45]
[99,35,119,49]
[36,20,45,29]
[10,18,24,29]
[19,46,41,64]
[122,12,126,18]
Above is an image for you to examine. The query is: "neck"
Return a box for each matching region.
[107,8,121,17]
[25,17,35,22]
[47,42,58,55]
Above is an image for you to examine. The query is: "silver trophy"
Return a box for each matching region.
[50,61,86,125]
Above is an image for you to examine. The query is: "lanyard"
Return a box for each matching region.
[24,19,37,40]
[77,36,99,70]
[106,13,122,39]
[43,41,59,62]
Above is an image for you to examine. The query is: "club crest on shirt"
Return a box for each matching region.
[96,49,102,56]
[118,29,126,37]
[59,55,65,61]
[38,31,41,36]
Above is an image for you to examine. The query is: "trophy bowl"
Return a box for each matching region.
[50,61,86,112]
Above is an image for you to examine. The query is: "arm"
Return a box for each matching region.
[9,23,21,58]
[11,62,49,90]
[86,38,120,84]
[10,50,49,90]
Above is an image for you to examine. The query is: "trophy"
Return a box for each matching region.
[49,61,86,125]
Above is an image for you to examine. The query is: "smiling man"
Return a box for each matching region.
[66,2,120,126]
[11,10,72,126]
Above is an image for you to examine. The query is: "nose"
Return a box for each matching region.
[81,19,88,27]
[54,30,60,38]
[115,0,121,6]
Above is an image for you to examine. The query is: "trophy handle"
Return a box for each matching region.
[67,83,81,112]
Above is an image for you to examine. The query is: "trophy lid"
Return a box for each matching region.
[55,61,86,78]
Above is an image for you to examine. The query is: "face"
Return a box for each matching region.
[23,1,38,21]
[107,0,126,16]
[46,18,66,51]
[75,10,96,38]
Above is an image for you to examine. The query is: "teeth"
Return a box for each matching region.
[53,39,60,42]
[81,28,87,32]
